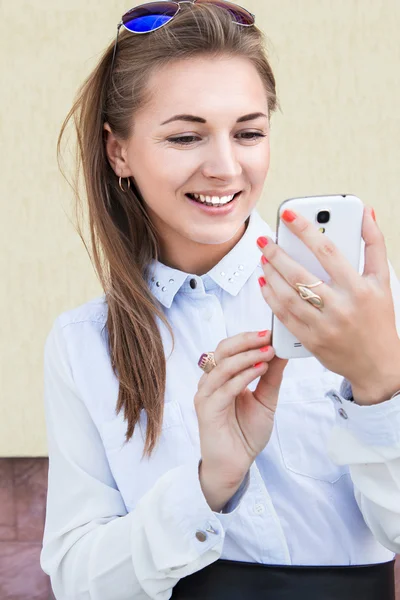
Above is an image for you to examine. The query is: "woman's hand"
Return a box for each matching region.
[256,205,400,405]
[194,330,287,510]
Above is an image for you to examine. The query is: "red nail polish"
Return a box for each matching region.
[261,256,268,265]
[258,276,266,287]
[258,330,268,337]
[281,209,296,223]
[254,362,264,368]
[260,346,271,352]
[371,208,376,222]
[257,236,268,248]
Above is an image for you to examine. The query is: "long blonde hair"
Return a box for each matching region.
[58,2,278,457]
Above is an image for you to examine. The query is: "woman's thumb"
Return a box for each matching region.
[254,356,288,406]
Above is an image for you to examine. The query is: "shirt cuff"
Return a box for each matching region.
[134,456,245,574]
[215,469,250,528]
[325,385,400,448]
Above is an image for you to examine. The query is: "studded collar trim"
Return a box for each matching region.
[147,208,274,309]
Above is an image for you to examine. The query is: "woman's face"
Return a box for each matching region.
[105,55,271,274]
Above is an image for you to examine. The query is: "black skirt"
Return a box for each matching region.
[171,558,395,600]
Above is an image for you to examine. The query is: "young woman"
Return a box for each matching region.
[40,2,400,598]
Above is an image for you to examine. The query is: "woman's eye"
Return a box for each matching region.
[237,132,267,140]
[167,132,267,146]
[167,136,200,145]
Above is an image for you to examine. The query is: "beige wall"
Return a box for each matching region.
[1,0,399,456]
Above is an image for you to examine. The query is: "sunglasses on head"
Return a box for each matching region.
[110,0,255,75]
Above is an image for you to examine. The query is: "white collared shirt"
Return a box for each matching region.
[40,209,400,600]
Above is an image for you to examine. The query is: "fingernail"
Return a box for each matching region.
[254,362,264,368]
[282,209,296,223]
[257,236,268,248]
[371,208,376,222]
[258,276,266,287]
[260,345,271,352]
[261,256,268,265]
[258,330,268,337]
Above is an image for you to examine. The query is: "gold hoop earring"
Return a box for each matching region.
[119,176,131,193]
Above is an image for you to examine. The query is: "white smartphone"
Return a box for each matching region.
[271,194,364,359]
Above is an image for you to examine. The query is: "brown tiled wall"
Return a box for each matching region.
[0,458,399,600]
[0,459,51,600]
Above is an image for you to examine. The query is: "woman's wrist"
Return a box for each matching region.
[350,383,400,405]
[350,373,400,405]
[347,348,400,405]
[198,460,248,512]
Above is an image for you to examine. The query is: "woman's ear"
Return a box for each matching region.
[103,122,132,178]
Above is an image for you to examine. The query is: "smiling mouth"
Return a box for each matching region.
[186,191,241,207]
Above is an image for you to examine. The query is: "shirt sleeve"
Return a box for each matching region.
[324,261,400,554]
[40,319,248,600]
[325,391,400,554]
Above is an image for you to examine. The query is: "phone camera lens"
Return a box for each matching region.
[317,210,330,224]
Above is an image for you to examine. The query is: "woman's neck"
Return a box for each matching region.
[158,218,249,276]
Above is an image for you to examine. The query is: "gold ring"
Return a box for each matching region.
[198,352,217,373]
[295,280,324,310]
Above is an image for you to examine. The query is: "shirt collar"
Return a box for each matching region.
[147,208,274,309]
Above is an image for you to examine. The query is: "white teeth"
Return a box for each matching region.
[190,193,236,205]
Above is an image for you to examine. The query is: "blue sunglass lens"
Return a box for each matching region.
[124,14,174,33]
[122,3,179,33]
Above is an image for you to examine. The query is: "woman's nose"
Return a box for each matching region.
[201,140,242,180]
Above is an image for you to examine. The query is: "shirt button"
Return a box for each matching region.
[331,392,342,404]
[254,503,265,514]
[338,408,348,420]
[190,278,197,289]
[195,530,207,542]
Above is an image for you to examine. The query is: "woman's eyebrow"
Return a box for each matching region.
[160,112,267,126]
